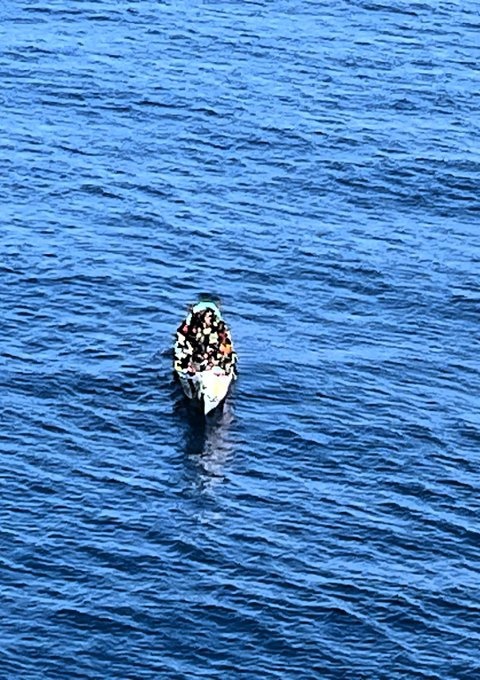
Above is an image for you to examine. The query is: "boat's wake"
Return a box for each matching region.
[180,399,235,492]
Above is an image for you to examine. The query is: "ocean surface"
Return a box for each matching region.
[1,1,479,678]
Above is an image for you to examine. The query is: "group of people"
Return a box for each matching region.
[174,307,237,376]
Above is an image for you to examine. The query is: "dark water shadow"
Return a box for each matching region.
[174,390,235,493]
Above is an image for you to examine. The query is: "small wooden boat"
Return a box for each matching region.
[173,300,237,415]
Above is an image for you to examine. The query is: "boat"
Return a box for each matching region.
[173,300,237,415]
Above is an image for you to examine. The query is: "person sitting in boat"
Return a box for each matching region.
[219,332,233,356]
[197,347,215,372]
[221,342,238,376]
[207,329,219,346]
[186,323,202,349]
[174,335,194,371]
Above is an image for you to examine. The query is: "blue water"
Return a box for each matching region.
[2,1,480,678]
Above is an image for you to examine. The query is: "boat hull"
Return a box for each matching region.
[177,366,233,415]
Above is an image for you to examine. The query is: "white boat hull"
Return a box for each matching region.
[177,366,233,414]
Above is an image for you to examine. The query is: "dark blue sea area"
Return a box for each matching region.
[1,1,480,678]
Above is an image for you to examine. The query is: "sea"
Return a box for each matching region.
[1,1,479,678]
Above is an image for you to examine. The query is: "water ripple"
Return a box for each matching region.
[1,0,480,678]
